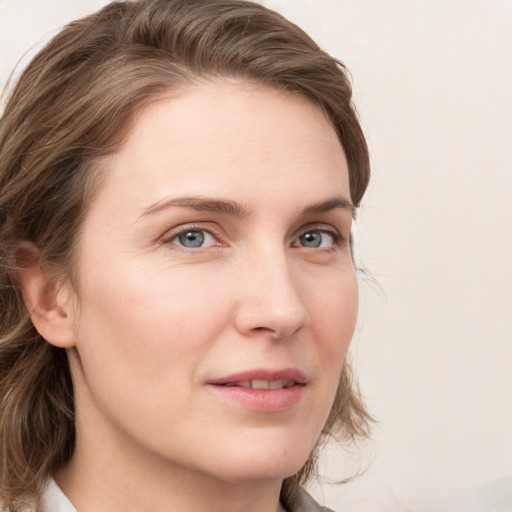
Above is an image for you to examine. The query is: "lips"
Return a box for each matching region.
[209,368,307,386]
[207,368,307,412]
[220,378,296,390]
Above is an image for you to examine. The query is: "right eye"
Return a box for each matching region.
[167,228,217,249]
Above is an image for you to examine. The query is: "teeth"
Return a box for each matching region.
[269,379,285,390]
[225,379,295,389]
[252,379,269,389]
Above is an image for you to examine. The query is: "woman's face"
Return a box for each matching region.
[65,81,357,485]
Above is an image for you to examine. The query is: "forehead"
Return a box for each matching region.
[90,80,349,218]
[124,80,340,156]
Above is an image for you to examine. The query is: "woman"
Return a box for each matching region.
[0,1,372,511]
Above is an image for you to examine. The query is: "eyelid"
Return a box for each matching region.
[160,222,225,247]
[294,223,343,243]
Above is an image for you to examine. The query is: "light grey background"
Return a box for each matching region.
[1,1,511,510]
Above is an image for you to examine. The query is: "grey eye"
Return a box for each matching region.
[174,230,215,248]
[300,232,321,248]
[297,231,336,248]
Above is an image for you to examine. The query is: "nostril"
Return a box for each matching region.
[246,322,304,340]
[233,270,310,338]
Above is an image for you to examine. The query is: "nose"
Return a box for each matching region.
[233,248,310,339]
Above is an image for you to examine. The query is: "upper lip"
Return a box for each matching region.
[207,368,308,386]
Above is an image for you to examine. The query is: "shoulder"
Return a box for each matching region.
[287,488,337,512]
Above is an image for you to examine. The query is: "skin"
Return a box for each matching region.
[24,81,358,512]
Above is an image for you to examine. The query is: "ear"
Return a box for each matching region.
[17,242,77,348]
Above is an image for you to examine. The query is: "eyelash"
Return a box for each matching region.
[161,223,343,251]
[161,223,223,249]
[293,226,342,250]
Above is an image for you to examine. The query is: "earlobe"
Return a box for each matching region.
[17,242,76,348]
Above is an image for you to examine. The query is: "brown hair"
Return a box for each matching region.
[0,0,371,509]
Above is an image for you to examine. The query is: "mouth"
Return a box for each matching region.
[219,378,297,390]
[207,369,307,412]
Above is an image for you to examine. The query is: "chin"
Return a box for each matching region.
[202,433,314,484]
[215,459,307,485]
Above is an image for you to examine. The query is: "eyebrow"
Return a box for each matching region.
[140,194,354,219]
[142,196,249,217]
[302,196,355,217]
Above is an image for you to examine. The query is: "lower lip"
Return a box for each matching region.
[207,384,305,412]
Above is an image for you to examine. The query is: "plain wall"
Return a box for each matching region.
[1,1,511,510]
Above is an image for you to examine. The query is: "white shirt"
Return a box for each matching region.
[42,479,76,512]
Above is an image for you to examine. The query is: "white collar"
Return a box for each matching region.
[42,478,77,512]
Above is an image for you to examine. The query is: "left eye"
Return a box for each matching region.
[170,229,217,249]
[295,230,337,248]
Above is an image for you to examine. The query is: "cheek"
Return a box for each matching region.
[68,263,237,455]
[308,267,358,352]
[78,261,226,352]
[71,258,233,410]
[311,269,358,410]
